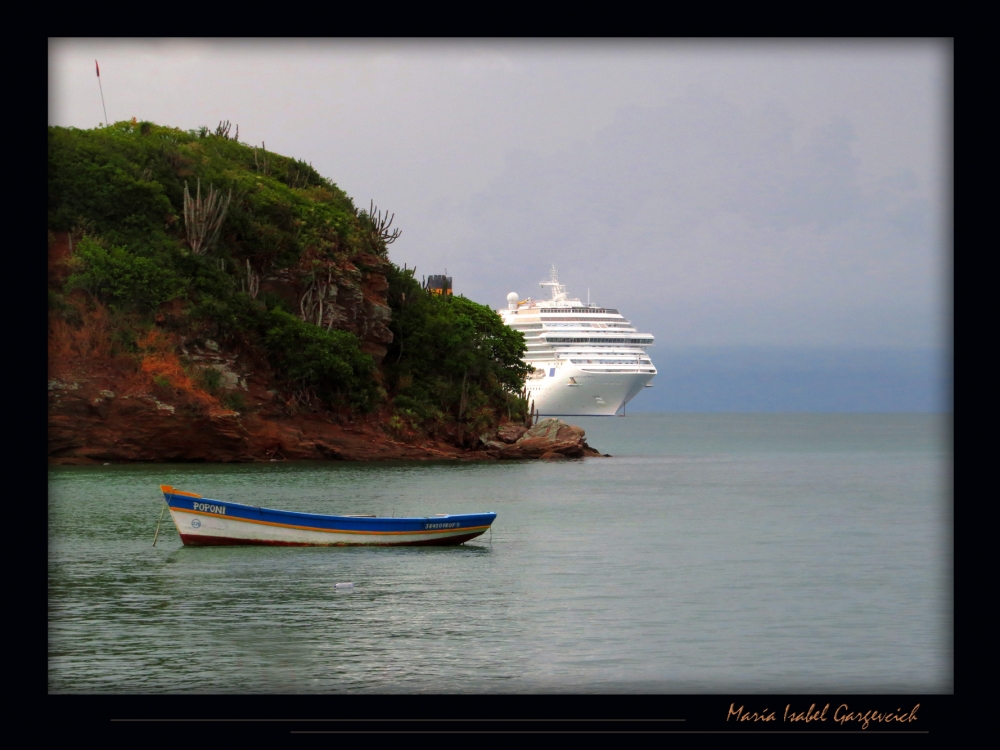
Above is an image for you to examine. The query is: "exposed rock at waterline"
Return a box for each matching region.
[492,418,603,460]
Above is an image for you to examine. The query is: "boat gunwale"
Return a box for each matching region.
[162,492,496,525]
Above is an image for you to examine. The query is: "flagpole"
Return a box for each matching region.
[96,60,108,127]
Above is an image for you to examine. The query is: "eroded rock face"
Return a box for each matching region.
[258,256,393,363]
[46,369,494,464]
[496,423,527,444]
[48,386,252,463]
[181,341,248,391]
[494,418,603,459]
[48,374,607,464]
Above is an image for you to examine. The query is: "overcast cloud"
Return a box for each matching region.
[49,39,950,349]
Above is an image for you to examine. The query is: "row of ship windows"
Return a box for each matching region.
[545,338,653,343]
[525,350,649,355]
[579,368,657,373]
[513,324,633,330]
[537,317,625,323]
[538,308,619,314]
[571,359,653,365]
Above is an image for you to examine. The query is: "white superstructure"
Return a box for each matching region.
[498,266,657,416]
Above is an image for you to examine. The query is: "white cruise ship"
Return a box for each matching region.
[498,267,657,416]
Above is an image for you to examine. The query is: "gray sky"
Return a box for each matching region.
[49,39,950,349]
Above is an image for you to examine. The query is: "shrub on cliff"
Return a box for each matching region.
[384,264,530,432]
[48,121,384,265]
[49,121,531,432]
[263,308,380,411]
[66,236,184,312]
[49,121,386,407]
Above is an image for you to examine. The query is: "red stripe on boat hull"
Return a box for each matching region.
[178,531,487,547]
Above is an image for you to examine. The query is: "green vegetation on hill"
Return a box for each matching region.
[48,121,528,433]
[384,265,531,437]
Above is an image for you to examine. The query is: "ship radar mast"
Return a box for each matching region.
[538,265,567,302]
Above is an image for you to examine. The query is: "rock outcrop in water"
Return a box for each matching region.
[481,418,604,459]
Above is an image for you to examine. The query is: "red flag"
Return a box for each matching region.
[95,60,100,77]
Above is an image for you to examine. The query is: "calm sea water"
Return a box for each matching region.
[48,414,952,693]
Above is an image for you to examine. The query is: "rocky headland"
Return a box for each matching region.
[47,121,604,464]
[48,372,602,463]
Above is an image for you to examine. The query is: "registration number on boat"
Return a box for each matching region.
[424,522,459,529]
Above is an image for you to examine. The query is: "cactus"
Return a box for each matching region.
[182,179,232,256]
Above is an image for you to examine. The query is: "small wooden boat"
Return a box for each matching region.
[160,485,496,547]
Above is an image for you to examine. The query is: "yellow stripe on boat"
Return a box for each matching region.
[161,485,202,498]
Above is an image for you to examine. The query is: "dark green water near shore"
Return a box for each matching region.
[48,413,951,693]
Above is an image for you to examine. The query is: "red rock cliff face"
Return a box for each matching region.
[48,234,603,464]
[47,369,605,464]
[48,233,414,463]
[47,373,479,464]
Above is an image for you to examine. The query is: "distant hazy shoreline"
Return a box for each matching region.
[624,346,949,413]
